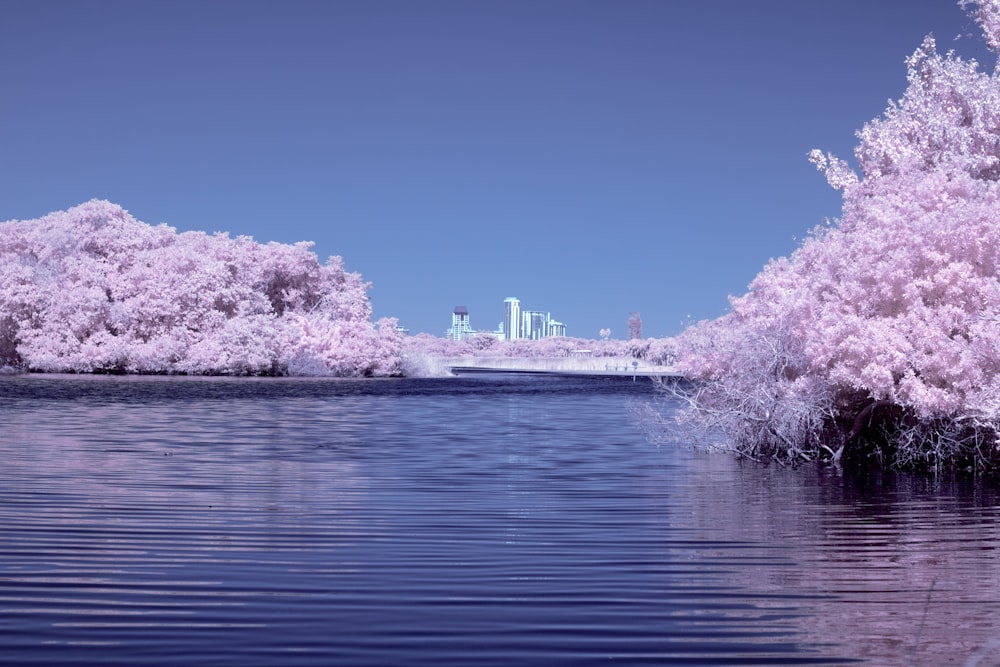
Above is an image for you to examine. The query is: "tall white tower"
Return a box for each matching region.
[502,297,521,340]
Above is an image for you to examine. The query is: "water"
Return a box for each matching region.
[2,374,1000,666]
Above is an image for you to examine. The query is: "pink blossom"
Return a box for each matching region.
[0,200,399,376]
[673,2,1000,469]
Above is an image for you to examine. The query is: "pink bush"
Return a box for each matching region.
[673,1,1000,470]
[401,333,676,367]
[0,200,400,376]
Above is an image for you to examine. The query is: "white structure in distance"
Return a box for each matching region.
[500,298,566,340]
[446,306,475,341]
[446,299,567,341]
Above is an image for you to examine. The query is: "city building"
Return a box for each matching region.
[498,298,567,340]
[447,306,474,341]
[445,299,565,342]
[502,297,522,340]
[546,319,566,337]
[522,310,548,340]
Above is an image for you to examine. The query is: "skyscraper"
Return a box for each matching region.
[502,297,521,340]
[448,306,474,341]
[522,310,547,340]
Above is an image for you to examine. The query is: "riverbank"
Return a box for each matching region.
[442,355,681,377]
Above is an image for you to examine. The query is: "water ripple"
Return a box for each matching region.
[2,375,999,665]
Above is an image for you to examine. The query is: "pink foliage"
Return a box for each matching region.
[674,2,1000,469]
[0,200,400,376]
[402,332,675,369]
[962,0,1000,53]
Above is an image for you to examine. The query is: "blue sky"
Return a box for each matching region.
[1,1,988,338]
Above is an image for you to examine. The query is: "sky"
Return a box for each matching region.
[1,1,991,339]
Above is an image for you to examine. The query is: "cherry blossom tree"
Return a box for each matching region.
[672,1,1000,470]
[401,330,674,364]
[0,200,400,376]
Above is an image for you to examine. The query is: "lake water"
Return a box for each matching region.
[2,374,1000,666]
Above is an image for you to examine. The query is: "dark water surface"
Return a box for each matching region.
[2,374,1000,666]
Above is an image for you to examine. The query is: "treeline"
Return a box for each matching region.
[0,200,402,376]
[402,332,675,363]
[669,1,1000,471]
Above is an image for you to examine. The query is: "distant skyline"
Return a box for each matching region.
[1,1,989,338]
[444,298,565,340]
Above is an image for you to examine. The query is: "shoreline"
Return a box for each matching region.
[441,356,681,378]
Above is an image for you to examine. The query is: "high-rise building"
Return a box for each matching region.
[447,306,474,341]
[522,310,548,340]
[502,297,521,340]
[497,297,566,339]
[546,319,566,337]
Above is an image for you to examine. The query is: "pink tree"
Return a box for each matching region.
[401,329,672,364]
[673,1,1000,469]
[0,200,401,376]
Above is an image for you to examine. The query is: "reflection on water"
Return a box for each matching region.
[674,453,1000,665]
[1,374,999,665]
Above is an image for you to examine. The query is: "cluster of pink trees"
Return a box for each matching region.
[0,200,402,376]
[672,1,1000,470]
[403,331,675,366]
[0,199,674,379]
